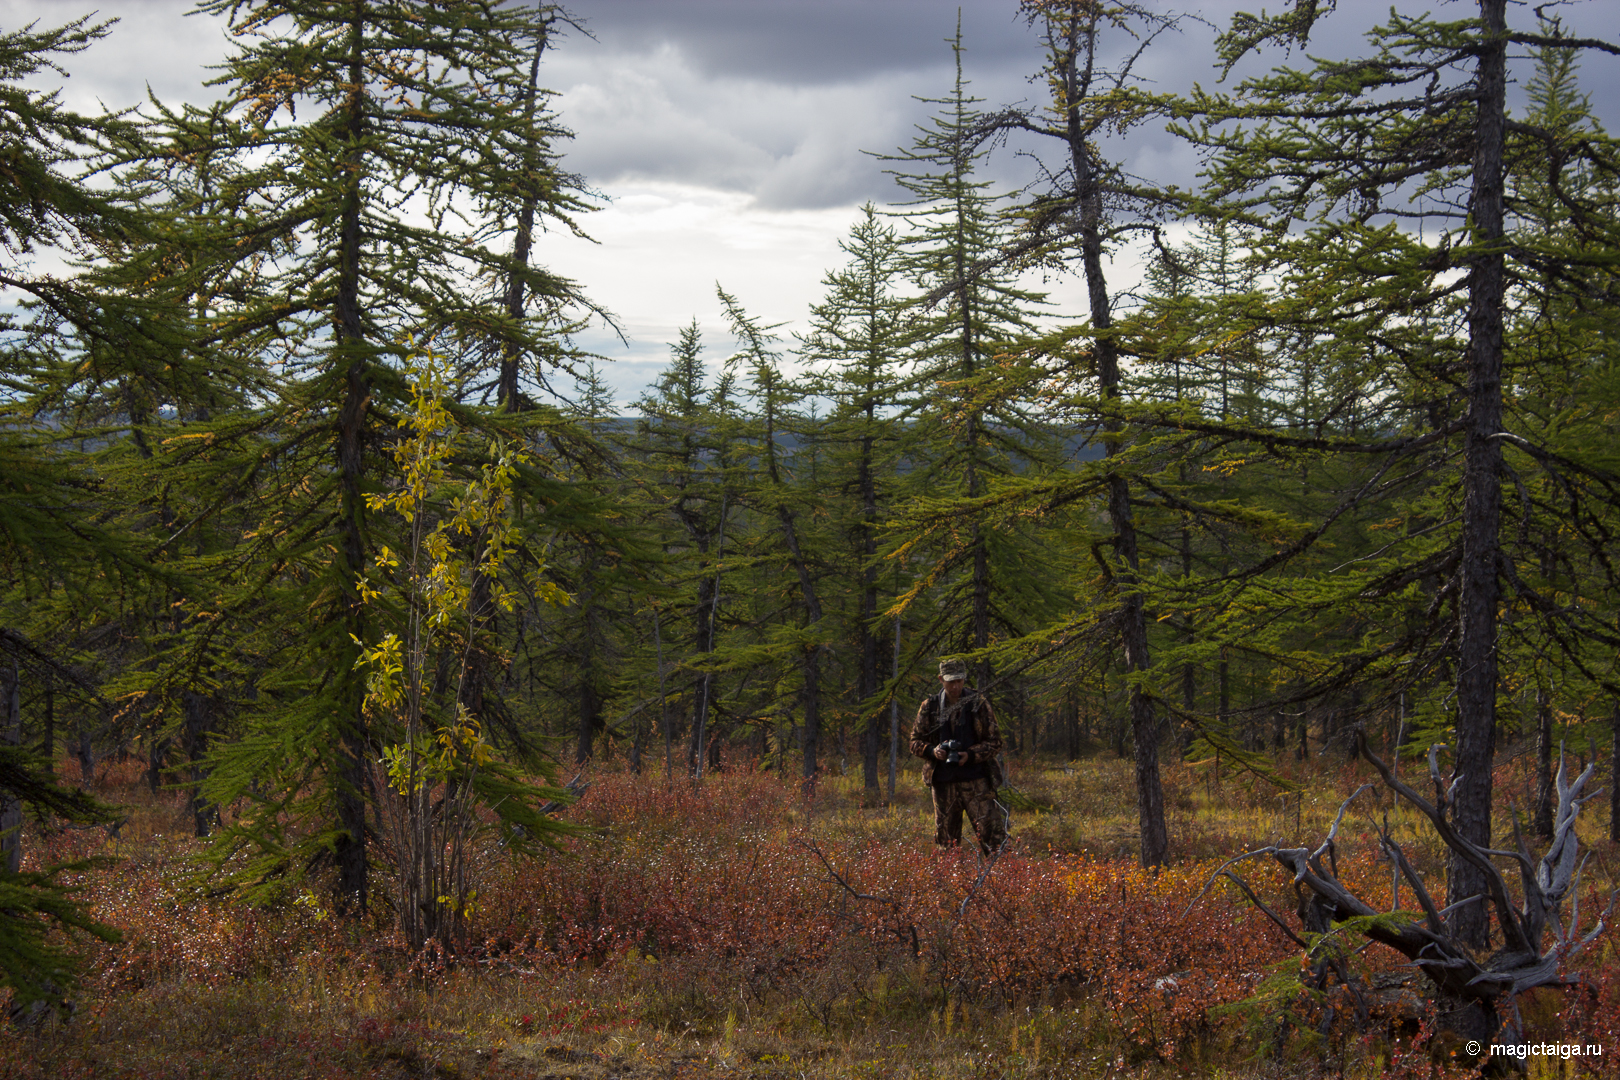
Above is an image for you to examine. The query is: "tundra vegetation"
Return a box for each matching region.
[1,0,1619,1076]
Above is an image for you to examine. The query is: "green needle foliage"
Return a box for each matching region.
[628,322,745,777]
[0,15,144,1020]
[1165,0,1620,945]
[800,205,915,795]
[720,287,832,787]
[879,27,1059,701]
[109,0,603,911]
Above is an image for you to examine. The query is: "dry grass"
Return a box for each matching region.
[4,749,1616,1079]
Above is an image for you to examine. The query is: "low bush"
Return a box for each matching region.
[4,756,1614,1079]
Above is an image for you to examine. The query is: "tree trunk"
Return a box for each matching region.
[40,684,53,773]
[332,8,371,915]
[755,385,825,792]
[888,615,901,799]
[465,16,551,766]
[146,733,170,795]
[75,719,95,784]
[692,566,719,777]
[1054,8,1167,866]
[1066,687,1081,760]
[1532,689,1555,838]
[1611,701,1619,843]
[497,19,551,411]
[654,606,672,783]
[183,690,218,837]
[1449,0,1508,950]
[859,433,882,795]
[575,633,600,765]
[1,664,21,874]
[1180,510,1196,754]
[954,170,991,694]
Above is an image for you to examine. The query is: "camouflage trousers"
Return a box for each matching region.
[931,777,1006,854]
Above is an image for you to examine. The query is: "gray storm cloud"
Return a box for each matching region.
[12,0,1617,216]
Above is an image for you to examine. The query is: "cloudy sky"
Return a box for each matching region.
[5,0,1617,407]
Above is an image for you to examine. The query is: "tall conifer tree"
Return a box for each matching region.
[129,0,599,909]
[801,206,913,795]
[881,27,1054,699]
[0,15,154,1015]
[1171,0,1620,960]
[630,323,742,776]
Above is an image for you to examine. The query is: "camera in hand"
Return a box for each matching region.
[938,739,966,766]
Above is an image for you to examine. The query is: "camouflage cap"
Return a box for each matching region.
[938,658,967,681]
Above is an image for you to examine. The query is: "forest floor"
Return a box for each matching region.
[4,744,1616,1079]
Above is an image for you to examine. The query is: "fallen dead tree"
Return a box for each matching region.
[1200,730,1613,1060]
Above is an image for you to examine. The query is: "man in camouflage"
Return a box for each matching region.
[909,658,1006,855]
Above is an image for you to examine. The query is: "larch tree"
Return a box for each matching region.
[942,0,1187,866]
[129,0,600,911]
[1501,24,1620,840]
[799,205,914,798]
[630,322,744,777]
[0,15,166,1017]
[1172,0,1620,962]
[880,27,1055,700]
[719,287,834,789]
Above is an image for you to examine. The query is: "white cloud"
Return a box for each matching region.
[550,43,934,211]
[543,180,859,405]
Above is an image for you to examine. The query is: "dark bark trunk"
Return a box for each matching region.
[1450,0,1508,950]
[946,121,992,691]
[654,606,672,783]
[40,685,53,771]
[1066,687,1081,760]
[575,667,600,766]
[757,384,824,790]
[573,570,601,764]
[499,20,551,410]
[859,432,882,794]
[146,734,169,795]
[1054,9,1166,866]
[691,564,719,777]
[332,6,371,915]
[1533,689,1554,839]
[960,303,991,690]
[799,659,819,788]
[888,616,901,799]
[1611,701,1619,843]
[183,691,218,837]
[75,719,94,784]
[1,664,21,874]
[690,674,710,775]
[466,24,550,759]
[1179,510,1195,754]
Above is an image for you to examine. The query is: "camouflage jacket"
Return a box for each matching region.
[909,687,1003,787]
